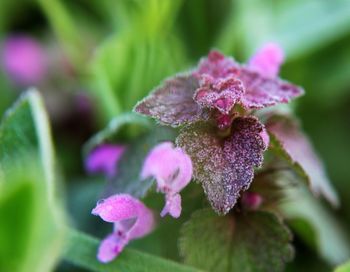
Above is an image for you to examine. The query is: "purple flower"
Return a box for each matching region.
[1,35,47,85]
[248,42,284,78]
[92,194,155,263]
[85,144,126,178]
[141,142,193,218]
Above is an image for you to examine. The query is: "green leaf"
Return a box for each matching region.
[63,229,202,272]
[0,88,57,200]
[267,114,339,206]
[180,209,293,272]
[0,89,65,272]
[281,185,350,266]
[335,260,350,272]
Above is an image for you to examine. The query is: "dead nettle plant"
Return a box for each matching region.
[85,43,339,271]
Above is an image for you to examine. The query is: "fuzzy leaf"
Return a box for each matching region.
[0,89,65,272]
[267,115,339,206]
[134,74,208,127]
[180,209,293,272]
[176,117,266,214]
[238,67,304,109]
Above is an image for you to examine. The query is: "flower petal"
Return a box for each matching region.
[141,142,193,194]
[85,144,125,178]
[2,35,47,85]
[249,43,284,78]
[97,233,129,263]
[92,194,141,223]
[160,193,181,218]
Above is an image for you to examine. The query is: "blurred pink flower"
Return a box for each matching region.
[141,142,193,218]
[2,35,47,85]
[92,194,155,263]
[241,192,263,210]
[85,144,126,178]
[248,42,285,78]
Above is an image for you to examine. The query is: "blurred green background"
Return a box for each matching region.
[0,0,350,271]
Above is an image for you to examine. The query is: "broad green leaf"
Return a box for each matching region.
[0,88,57,199]
[180,209,293,272]
[63,229,202,272]
[0,89,65,272]
[267,114,339,206]
[335,260,350,272]
[281,185,350,266]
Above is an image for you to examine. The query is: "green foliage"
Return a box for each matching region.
[281,186,350,265]
[63,229,202,272]
[180,209,293,272]
[217,0,350,59]
[335,260,350,272]
[0,89,65,272]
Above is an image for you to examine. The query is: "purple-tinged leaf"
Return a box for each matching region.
[195,50,239,79]
[238,67,304,109]
[176,117,267,214]
[194,76,245,114]
[267,115,339,206]
[179,209,294,272]
[134,74,208,127]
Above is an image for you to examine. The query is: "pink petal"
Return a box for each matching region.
[85,144,126,178]
[97,233,129,263]
[249,43,284,78]
[2,35,47,85]
[93,194,155,263]
[141,142,193,218]
[141,142,193,193]
[160,193,181,218]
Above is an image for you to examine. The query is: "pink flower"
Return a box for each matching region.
[248,42,284,78]
[92,194,155,263]
[85,144,126,178]
[1,35,47,85]
[141,142,193,218]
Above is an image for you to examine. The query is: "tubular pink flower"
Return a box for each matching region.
[85,144,126,178]
[141,142,193,218]
[92,194,155,263]
[1,35,47,85]
[248,42,285,78]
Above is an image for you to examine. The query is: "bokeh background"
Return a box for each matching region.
[0,0,350,271]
